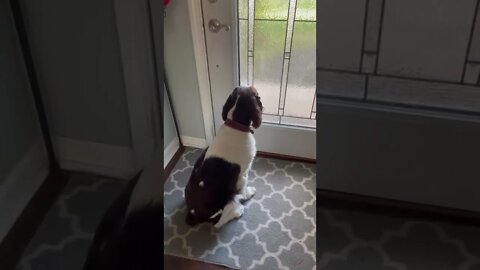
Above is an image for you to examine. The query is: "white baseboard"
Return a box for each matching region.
[0,140,49,242]
[181,136,207,149]
[164,137,180,169]
[54,137,137,180]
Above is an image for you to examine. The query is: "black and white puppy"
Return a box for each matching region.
[185,86,263,229]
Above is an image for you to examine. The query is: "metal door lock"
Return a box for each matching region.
[208,19,231,33]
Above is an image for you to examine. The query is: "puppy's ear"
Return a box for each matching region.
[222,88,239,121]
[251,96,263,129]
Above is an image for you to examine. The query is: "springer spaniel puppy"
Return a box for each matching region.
[185,86,263,229]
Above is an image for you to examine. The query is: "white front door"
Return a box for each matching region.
[200,0,316,159]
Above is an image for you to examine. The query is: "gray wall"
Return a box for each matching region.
[164,0,206,140]
[20,0,132,147]
[0,0,42,183]
[164,84,178,148]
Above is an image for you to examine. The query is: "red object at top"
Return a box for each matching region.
[164,0,170,7]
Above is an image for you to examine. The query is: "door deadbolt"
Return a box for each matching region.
[208,19,231,33]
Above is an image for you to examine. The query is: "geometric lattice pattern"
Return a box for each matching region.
[11,149,480,270]
[164,147,316,270]
[14,173,127,270]
[318,206,480,270]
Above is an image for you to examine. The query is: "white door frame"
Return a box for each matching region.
[187,0,215,145]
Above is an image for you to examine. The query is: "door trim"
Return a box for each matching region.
[10,0,57,170]
[257,151,316,164]
[188,0,215,145]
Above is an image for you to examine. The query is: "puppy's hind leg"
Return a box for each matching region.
[213,195,244,229]
[238,174,256,202]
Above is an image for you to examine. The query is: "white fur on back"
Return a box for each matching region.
[205,124,256,176]
[206,96,256,176]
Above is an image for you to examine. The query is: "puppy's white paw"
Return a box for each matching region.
[234,204,245,218]
[214,223,223,230]
[244,186,256,201]
[213,201,244,229]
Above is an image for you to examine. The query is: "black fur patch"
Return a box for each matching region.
[184,148,240,226]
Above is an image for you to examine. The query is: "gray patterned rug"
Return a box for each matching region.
[15,148,480,270]
[164,147,317,270]
[318,205,480,270]
[15,173,126,270]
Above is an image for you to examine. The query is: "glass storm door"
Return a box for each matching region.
[201,0,316,159]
